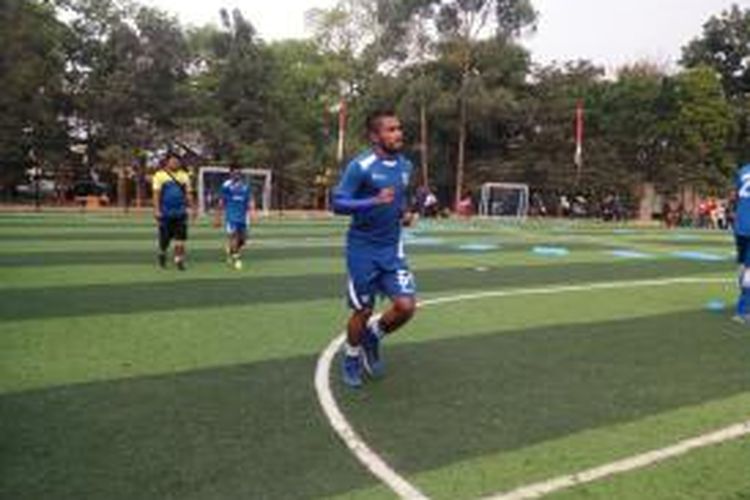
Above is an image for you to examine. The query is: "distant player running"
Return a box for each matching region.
[733,161,750,322]
[332,109,418,388]
[214,165,254,269]
[152,152,194,270]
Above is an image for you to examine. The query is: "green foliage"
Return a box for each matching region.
[0,0,72,183]
[682,4,750,99]
[671,66,736,187]
[682,4,750,164]
[0,1,744,205]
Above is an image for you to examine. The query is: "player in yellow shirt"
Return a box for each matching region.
[152,153,194,270]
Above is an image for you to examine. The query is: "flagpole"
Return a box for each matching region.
[574,99,584,187]
[337,97,347,165]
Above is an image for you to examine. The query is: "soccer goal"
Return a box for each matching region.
[479,182,530,218]
[197,166,273,217]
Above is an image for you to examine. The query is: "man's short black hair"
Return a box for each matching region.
[164,150,181,162]
[366,109,398,134]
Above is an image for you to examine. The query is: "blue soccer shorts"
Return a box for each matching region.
[736,234,750,266]
[225,220,248,238]
[346,241,416,311]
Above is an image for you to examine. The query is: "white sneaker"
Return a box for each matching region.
[731,315,749,325]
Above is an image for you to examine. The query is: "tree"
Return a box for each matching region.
[682,5,750,99]
[682,4,750,163]
[400,0,537,206]
[0,0,72,185]
[670,66,736,190]
[600,63,673,187]
[63,0,190,167]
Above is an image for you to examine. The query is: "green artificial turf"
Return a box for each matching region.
[0,213,747,500]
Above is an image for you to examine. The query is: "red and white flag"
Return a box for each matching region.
[336,97,347,163]
[574,99,584,169]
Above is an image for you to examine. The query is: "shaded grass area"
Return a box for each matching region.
[0,356,374,500]
[0,241,609,267]
[338,310,750,477]
[0,259,729,321]
[0,229,347,242]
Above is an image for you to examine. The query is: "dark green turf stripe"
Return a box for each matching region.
[633,238,732,248]
[0,229,348,242]
[0,242,608,268]
[0,356,373,500]
[0,260,729,321]
[0,218,348,230]
[339,310,750,476]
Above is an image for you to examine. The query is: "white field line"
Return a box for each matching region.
[314,331,430,500]
[314,276,738,500]
[483,420,750,500]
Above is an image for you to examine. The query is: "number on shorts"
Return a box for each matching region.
[396,270,415,293]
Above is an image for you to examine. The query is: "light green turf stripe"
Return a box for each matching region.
[402,278,732,347]
[0,281,733,396]
[550,433,750,500]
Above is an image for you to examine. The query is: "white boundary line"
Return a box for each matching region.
[315,331,430,500]
[484,420,750,500]
[314,276,738,500]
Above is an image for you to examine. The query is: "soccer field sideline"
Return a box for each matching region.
[316,276,746,500]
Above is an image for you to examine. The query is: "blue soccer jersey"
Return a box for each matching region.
[221,178,251,225]
[735,164,750,236]
[332,149,413,246]
[153,169,190,218]
[332,149,416,310]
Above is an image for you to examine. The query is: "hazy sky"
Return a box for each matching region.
[147,0,744,70]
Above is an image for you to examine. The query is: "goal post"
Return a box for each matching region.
[479,182,530,219]
[197,166,272,217]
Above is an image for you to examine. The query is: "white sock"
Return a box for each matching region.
[345,343,361,358]
[367,316,385,340]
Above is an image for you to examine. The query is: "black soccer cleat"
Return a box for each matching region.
[176,260,186,271]
[158,253,167,269]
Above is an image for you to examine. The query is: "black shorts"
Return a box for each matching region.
[159,215,188,244]
[736,234,750,265]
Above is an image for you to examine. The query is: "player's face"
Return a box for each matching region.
[372,117,404,154]
[230,169,241,181]
[166,157,180,171]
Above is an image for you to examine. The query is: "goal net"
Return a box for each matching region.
[197,166,272,217]
[479,183,530,218]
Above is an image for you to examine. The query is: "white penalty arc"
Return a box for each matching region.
[314,276,738,500]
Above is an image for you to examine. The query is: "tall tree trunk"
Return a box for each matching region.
[420,101,429,187]
[116,167,127,209]
[455,95,467,210]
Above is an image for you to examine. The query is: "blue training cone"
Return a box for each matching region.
[705,299,727,312]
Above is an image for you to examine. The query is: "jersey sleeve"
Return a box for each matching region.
[332,160,378,215]
[152,171,166,192]
[179,171,192,193]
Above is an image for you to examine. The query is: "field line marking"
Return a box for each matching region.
[314,332,430,500]
[421,277,729,307]
[314,276,734,500]
[484,420,750,500]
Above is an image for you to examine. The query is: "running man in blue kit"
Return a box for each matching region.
[332,109,418,388]
[733,161,750,322]
[215,165,254,270]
